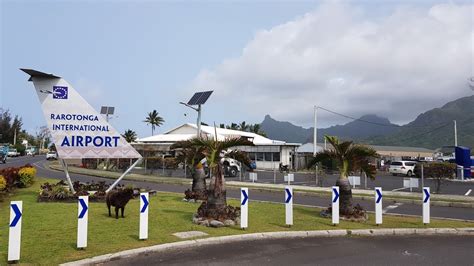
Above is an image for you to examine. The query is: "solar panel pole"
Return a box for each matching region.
[197,105,202,139]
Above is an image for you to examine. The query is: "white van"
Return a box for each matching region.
[389,161,416,177]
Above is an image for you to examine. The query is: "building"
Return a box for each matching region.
[133,123,301,170]
[295,143,435,169]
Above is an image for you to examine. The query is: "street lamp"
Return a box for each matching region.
[180,91,213,138]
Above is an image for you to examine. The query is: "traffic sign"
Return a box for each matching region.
[241,188,248,229]
[348,176,361,188]
[375,187,382,224]
[8,201,22,262]
[140,192,149,240]
[77,196,88,249]
[285,187,293,226]
[249,173,257,182]
[332,186,339,225]
[284,174,294,184]
[423,187,430,224]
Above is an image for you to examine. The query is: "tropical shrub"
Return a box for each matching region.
[18,167,37,188]
[0,175,6,191]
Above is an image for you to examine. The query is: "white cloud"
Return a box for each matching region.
[191,2,474,127]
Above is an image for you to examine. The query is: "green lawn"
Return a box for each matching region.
[1,177,473,265]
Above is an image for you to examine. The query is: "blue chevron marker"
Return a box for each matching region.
[10,204,22,227]
[376,188,382,204]
[285,188,292,203]
[141,194,149,213]
[241,190,248,205]
[78,198,88,219]
[332,188,339,203]
[423,188,430,203]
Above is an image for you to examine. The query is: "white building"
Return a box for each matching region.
[133,123,300,170]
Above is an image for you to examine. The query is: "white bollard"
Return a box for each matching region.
[375,187,382,225]
[8,201,23,262]
[285,186,293,226]
[77,196,88,249]
[332,186,339,225]
[423,187,430,224]
[140,192,149,240]
[241,188,248,229]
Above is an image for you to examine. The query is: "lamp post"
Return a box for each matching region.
[179,102,202,138]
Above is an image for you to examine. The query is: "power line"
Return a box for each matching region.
[317,106,450,129]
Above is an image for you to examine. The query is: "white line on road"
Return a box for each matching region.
[392,187,407,192]
[465,189,472,196]
[383,202,404,214]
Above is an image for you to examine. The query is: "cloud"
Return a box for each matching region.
[191,2,474,127]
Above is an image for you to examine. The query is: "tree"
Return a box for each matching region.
[239,121,249,132]
[309,136,378,215]
[144,110,164,136]
[249,124,267,137]
[226,123,239,130]
[175,136,253,220]
[171,141,207,200]
[418,162,456,193]
[122,129,137,143]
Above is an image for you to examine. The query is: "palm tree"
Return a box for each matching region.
[122,129,137,143]
[177,136,253,220]
[144,110,164,135]
[239,121,248,131]
[171,141,207,200]
[250,124,267,137]
[309,136,378,215]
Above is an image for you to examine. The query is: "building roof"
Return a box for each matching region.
[137,123,301,146]
[296,143,435,154]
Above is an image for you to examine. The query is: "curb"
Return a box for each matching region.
[61,228,474,265]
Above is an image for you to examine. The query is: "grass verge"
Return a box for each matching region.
[1,177,473,265]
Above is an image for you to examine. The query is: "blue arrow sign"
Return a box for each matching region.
[376,189,382,204]
[10,204,22,227]
[423,188,430,203]
[332,188,339,203]
[285,188,292,203]
[140,195,149,213]
[241,190,248,206]
[78,198,88,219]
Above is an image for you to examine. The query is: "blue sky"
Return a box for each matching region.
[1,0,472,138]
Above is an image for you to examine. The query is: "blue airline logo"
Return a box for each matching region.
[53,86,68,99]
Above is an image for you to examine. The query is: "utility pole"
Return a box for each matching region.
[13,128,17,145]
[313,106,318,156]
[454,120,458,147]
[197,105,202,139]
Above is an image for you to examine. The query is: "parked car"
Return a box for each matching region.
[46,151,58,160]
[0,150,6,163]
[7,148,19,157]
[389,161,416,177]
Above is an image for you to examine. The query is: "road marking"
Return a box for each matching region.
[392,187,407,192]
[382,202,403,214]
[465,189,472,196]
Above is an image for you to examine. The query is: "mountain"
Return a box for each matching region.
[260,114,399,143]
[260,95,474,149]
[366,95,474,149]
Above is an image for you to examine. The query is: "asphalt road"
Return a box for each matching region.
[100,236,474,266]
[2,156,474,220]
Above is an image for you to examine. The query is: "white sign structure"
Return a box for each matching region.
[284,174,294,184]
[140,192,149,240]
[375,187,383,225]
[77,196,88,249]
[423,187,430,224]
[332,186,339,225]
[403,178,419,192]
[249,173,257,182]
[8,201,22,262]
[348,176,361,188]
[21,69,142,192]
[241,188,249,229]
[285,186,293,226]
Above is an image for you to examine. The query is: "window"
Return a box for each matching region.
[248,152,256,161]
[256,152,264,161]
[272,152,280,162]
[264,152,272,161]
[391,161,402,166]
[405,162,416,166]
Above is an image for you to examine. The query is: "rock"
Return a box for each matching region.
[199,220,210,227]
[182,198,188,202]
[188,199,196,203]
[192,217,200,224]
[224,219,235,226]
[210,220,224,228]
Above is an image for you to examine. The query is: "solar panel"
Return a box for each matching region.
[187,92,203,105]
[108,107,115,115]
[100,106,108,114]
[187,91,213,105]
